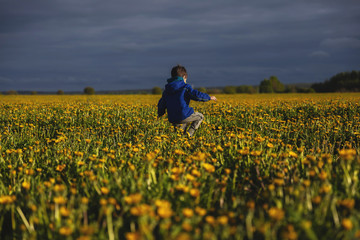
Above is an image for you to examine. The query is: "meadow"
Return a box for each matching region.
[0,93,359,240]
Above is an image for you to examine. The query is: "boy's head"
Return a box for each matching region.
[171,65,187,80]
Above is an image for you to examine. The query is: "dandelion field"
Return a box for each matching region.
[0,94,360,240]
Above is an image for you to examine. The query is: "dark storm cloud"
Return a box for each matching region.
[0,0,359,91]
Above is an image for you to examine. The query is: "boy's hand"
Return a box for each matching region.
[210,96,217,101]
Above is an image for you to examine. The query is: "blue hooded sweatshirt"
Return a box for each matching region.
[158,76,211,123]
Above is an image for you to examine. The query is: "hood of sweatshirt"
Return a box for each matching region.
[165,76,186,94]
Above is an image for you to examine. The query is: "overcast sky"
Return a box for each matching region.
[1,0,359,91]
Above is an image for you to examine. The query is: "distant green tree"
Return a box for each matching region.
[152,86,162,95]
[236,86,246,93]
[84,87,95,95]
[31,91,37,95]
[269,76,285,93]
[207,88,222,94]
[312,70,360,92]
[259,80,273,93]
[236,85,256,94]
[307,88,315,93]
[197,87,207,93]
[223,86,237,94]
[285,85,297,93]
[57,90,64,95]
[7,90,18,95]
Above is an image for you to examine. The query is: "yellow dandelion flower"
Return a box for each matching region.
[303,180,311,187]
[274,178,285,186]
[319,184,332,194]
[175,233,191,240]
[202,163,215,173]
[129,164,136,171]
[155,199,171,208]
[268,207,285,221]
[124,193,142,205]
[339,149,356,161]
[217,215,228,225]
[99,198,107,206]
[190,188,200,198]
[191,169,201,177]
[100,187,110,195]
[59,226,72,236]
[195,206,207,216]
[132,147,139,152]
[342,218,353,230]
[56,164,66,172]
[171,167,182,174]
[205,216,216,225]
[0,195,16,204]
[312,196,322,205]
[338,199,355,209]
[125,232,141,240]
[78,161,85,166]
[185,174,196,181]
[130,206,142,216]
[22,181,31,190]
[267,142,274,148]
[54,184,66,192]
[246,200,255,209]
[289,151,298,158]
[81,197,89,204]
[108,197,117,205]
[53,196,67,205]
[145,152,156,161]
[182,222,193,231]
[60,206,70,217]
[175,184,189,193]
[318,171,327,180]
[157,207,173,218]
[182,208,194,218]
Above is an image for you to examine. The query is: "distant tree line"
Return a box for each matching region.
[311,70,360,92]
[197,76,315,94]
[0,89,69,95]
[6,90,18,95]
[84,86,95,95]
[2,71,358,95]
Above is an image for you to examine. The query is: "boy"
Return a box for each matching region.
[157,65,217,137]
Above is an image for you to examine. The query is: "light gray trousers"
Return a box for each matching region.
[173,112,204,136]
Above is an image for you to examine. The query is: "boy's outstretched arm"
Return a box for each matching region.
[185,85,212,102]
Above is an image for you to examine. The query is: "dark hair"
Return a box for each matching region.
[171,64,187,78]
